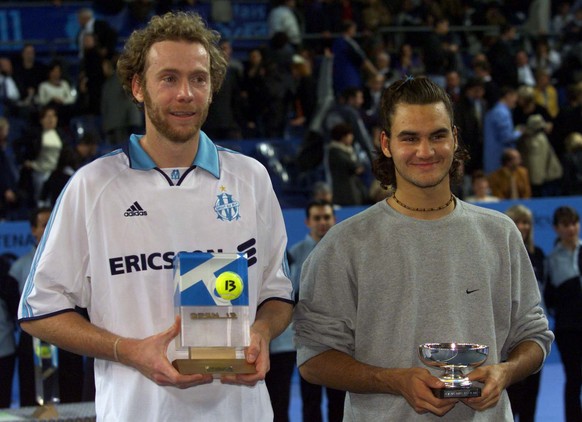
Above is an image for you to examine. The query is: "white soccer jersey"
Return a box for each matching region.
[18,132,293,421]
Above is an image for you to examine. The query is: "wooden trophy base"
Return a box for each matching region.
[172,347,256,375]
[31,403,59,419]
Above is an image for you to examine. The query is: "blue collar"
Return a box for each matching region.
[123,131,220,179]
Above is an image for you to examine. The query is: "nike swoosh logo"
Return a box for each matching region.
[466,289,480,294]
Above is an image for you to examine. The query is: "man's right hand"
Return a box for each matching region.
[117,316,214,389]
[390,367,458,416]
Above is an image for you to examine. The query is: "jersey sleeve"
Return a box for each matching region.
[18,171,91,321]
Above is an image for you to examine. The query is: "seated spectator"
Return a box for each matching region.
[37,61,77,127]
[19,106,70,206]
[465,170,499,203]
[488,148,532,199]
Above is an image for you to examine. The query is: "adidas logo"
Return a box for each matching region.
[124,201,148,217]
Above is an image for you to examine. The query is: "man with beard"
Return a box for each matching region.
[18,12,293,421]
[294,77,553,420]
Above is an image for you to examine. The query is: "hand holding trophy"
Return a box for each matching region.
[418,342,489,398]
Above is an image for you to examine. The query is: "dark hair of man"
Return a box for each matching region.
[553,206,580,226]
[372,77,469,189]
[29,207,52,228]
[305,199,334,219]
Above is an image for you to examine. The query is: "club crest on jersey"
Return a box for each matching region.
[214,188,241,222]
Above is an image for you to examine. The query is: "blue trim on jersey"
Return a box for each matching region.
[124,132,220,179]
[194,132,220,179]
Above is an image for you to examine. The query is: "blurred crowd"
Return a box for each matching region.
[2,0,582,220]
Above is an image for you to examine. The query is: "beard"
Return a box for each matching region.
[143,88,209,144]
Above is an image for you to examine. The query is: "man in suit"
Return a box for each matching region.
[76,8,118,59]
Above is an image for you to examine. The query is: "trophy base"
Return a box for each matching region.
[172,347,256,375]
[432,386,481,399]
[172,358,256,375]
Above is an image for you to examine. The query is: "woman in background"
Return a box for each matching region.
[505,204,545,422]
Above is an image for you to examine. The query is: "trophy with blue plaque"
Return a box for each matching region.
[171,251,256,375]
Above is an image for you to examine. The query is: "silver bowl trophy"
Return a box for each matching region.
[172,251,256,375]
[418,342,489,398]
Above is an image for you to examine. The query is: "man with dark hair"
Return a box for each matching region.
[294,77,553,420]
[267,199,344,422]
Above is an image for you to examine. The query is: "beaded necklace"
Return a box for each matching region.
[392,193,455,212]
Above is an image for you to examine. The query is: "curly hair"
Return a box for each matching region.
[116,11,228,104]
[372,77,469,189]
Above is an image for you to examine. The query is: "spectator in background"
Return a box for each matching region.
[516,50,536,87]
[513,85,553,132]
[552,81,582,159]
[505,204,546,422]
[327,123,367,206]
[422,18,461,88]
[268,0,303,50]
[75,132,99,166]
[39,146,80,207]
[77,33,106,117]
[241,48,268,138]
[533,68,559,119]
[12,44,46,117]
[454,77,486,175]
[20,106,68,206]
[262,32,296,138]
[471,59,500,109]
[529,37,562,77]
[444,70,462,104]
[273,199,344,422]
[562,132,582,196]
[362,72,385,129]
[544,206,582,422]
[288,52,317,137]
[0,57,21,117]
[36,61,76,127]
[101,56,143,145]
[373,50,397,88]
[203,39,244,140]
[393,43,424,80]
[324,87,375,166]
[487,23,519,89]
[9,207,50,406]
[331,19,378,96]
[465,170,499,203]
[0,117,24,220]
[76,7,118,59]
[488,148,532,199]
[0,252,18,408]
[311,181,333,204]
[517,114,563,197]
[483,86,522,174]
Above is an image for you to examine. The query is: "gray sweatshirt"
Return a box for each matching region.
[294,199,554,421]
